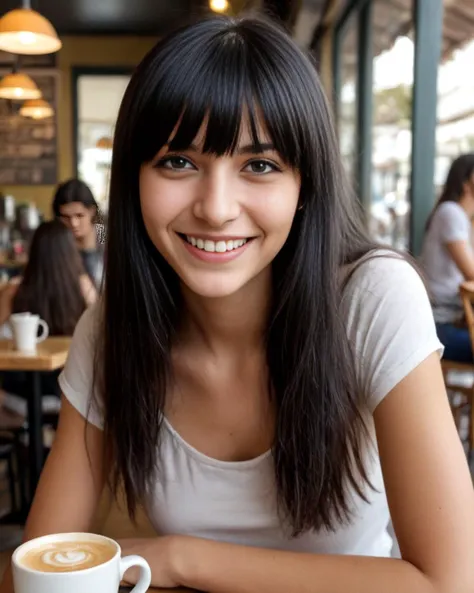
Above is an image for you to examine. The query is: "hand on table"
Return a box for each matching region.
[119,536,184,589]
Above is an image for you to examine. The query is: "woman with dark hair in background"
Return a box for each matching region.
[52,178,104,289]
[421,154,474,362]
[1,16,473,593]
[0,219,96,331]
[0,220,96,411]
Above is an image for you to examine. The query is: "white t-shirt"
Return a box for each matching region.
[420,201,471,323]
[58,255,442,558]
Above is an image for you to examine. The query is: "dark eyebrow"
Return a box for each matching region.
[237,143,275,155]
[183,142,276,155]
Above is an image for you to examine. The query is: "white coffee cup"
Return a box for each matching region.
[12,532,152,593]
[9,312,49,353]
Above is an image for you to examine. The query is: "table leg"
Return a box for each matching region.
[26,370,43,500]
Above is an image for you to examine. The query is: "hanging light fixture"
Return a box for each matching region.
[0,0,62,55]
[96,136,113,150]
[210,0,229,13]
[20,98,53,119]
[0,72,41,100]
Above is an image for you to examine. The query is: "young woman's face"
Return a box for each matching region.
[58,202,95,243]
[139,122,301,298]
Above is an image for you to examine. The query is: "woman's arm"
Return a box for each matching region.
[79,273,98,306]
[0,396,106,592]
[132,353,474,593]
[0,282,18,326]
[446,240,474,280]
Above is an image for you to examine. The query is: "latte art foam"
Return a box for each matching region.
[42,549,91,568]
[21,540,116,573]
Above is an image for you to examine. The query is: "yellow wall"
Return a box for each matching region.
[0,35,157,217]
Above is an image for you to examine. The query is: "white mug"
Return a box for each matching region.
[9,312,49,353]
[12,532,152,593]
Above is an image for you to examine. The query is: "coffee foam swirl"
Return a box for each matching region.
[21,539,117,573]
[42,549,91,568]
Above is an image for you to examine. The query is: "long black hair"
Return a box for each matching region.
[13,220,86,335]
[97,16,377,535]
[426,153,474,231]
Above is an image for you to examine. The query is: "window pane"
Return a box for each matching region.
[338,14,358,181]
[76,74,130,212]
[370,0,413,249]
[436,34,474,195]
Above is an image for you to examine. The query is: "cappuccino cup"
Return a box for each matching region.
[9,312,49,353]
[12,532,152,593]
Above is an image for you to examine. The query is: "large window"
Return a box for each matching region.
[338,14,358,182]
[436,37,474,195]
[75,71,131,212]
[370,0,413,249]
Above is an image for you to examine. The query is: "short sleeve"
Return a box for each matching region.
[344,255,444,412]
[436,202,470,244]
[58,305,104,429]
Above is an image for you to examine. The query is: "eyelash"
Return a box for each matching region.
[155,155,282,174]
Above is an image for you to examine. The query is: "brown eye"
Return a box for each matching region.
[157,156,195,170]
[244,160,279,174]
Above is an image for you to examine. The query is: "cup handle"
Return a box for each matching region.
[36,319,49,343]
[119,555,152,593]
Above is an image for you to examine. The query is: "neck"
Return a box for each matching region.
[180,267,272,354]
[77,230,96,251]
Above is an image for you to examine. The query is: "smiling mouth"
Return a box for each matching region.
[178,233,254,253]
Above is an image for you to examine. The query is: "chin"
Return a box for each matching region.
[180,271,252,299]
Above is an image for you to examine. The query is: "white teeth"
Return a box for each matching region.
[184,236,248,253]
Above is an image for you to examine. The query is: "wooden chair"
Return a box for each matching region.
[459,281,474,454]
[440,281,474,458]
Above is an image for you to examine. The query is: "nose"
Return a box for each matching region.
[193,168,240,228]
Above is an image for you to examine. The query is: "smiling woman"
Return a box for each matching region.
[2,14,473,593]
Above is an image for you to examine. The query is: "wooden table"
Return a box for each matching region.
[0,338,71,504]
[9,581,194,593]
[6,582,195,593]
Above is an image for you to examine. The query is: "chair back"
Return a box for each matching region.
[460,280,474,353]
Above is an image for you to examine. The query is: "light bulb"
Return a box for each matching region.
[210,0,229,12]
[13,87,23,97]
[18,31,37,45]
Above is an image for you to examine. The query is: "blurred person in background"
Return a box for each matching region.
[52,178,104,289]
[421,154,474,362]
[0,220,96,416]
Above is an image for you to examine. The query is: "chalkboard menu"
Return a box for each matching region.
[0,69,58,185]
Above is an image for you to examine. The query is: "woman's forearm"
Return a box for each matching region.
[178,538,442,593]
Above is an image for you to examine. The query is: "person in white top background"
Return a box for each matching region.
[2,16,473,593]
[421,154,474,362]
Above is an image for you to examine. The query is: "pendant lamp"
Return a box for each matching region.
[0,0,62,55]
[0,71,41,99]
[20,97,53,118]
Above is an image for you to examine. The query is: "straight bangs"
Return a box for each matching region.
[128,19,314,172]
